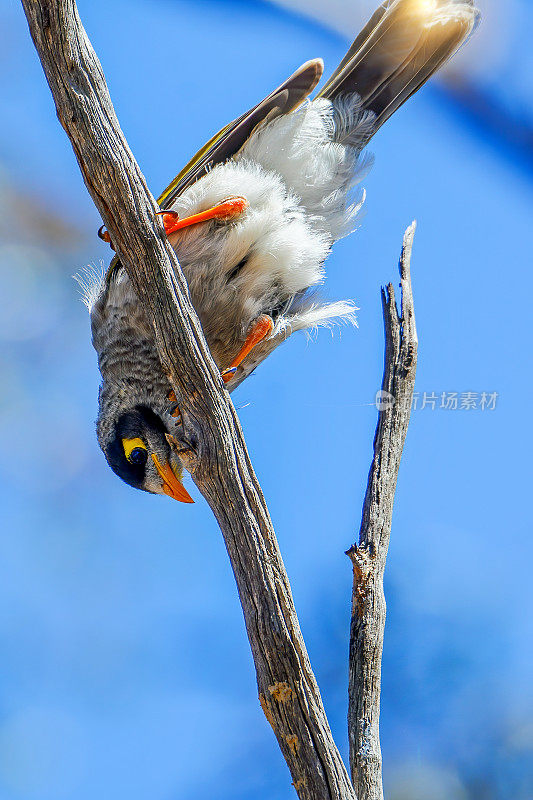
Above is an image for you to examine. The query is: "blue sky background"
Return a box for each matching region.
[0,0,531,798]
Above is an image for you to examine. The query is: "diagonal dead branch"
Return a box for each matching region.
[347,222,418,800]
[20,1,357,798]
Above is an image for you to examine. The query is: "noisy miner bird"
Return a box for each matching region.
[79,0,479,503]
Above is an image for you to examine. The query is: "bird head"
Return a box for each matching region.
[100,405,193,503]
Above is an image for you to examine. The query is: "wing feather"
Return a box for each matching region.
[157,59,323,208]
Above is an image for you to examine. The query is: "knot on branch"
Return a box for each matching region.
[285,734,300,756]
[346,544,374,617]
[269,681,293,703]
[401,344,416,374]
[41,7,51,29]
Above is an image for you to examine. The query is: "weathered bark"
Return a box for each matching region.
[347,222,418,800]
[20,1,357,798]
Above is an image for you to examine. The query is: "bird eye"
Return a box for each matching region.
[129,447,147,466]
[122,437,148,465]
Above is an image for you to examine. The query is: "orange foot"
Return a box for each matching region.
[221,315,274,384]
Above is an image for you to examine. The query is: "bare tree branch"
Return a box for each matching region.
[347,222,418,800]
[20,1,357,798]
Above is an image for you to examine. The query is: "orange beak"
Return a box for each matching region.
[151,454,194,504]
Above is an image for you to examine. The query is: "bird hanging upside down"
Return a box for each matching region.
[80,0,479,503]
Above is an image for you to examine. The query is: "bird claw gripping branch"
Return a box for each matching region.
[97,196,249,248]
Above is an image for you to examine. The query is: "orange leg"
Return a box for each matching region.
[158,196,248,236]
[97,197,248,248]
[221,315,274,384]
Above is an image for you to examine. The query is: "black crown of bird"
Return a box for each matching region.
[77,0,479,503]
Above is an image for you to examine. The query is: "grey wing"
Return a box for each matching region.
[157,59,323,209]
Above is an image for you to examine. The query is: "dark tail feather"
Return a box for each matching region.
[319,0,479,134]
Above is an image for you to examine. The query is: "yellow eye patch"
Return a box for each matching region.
[122,437,147,461]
